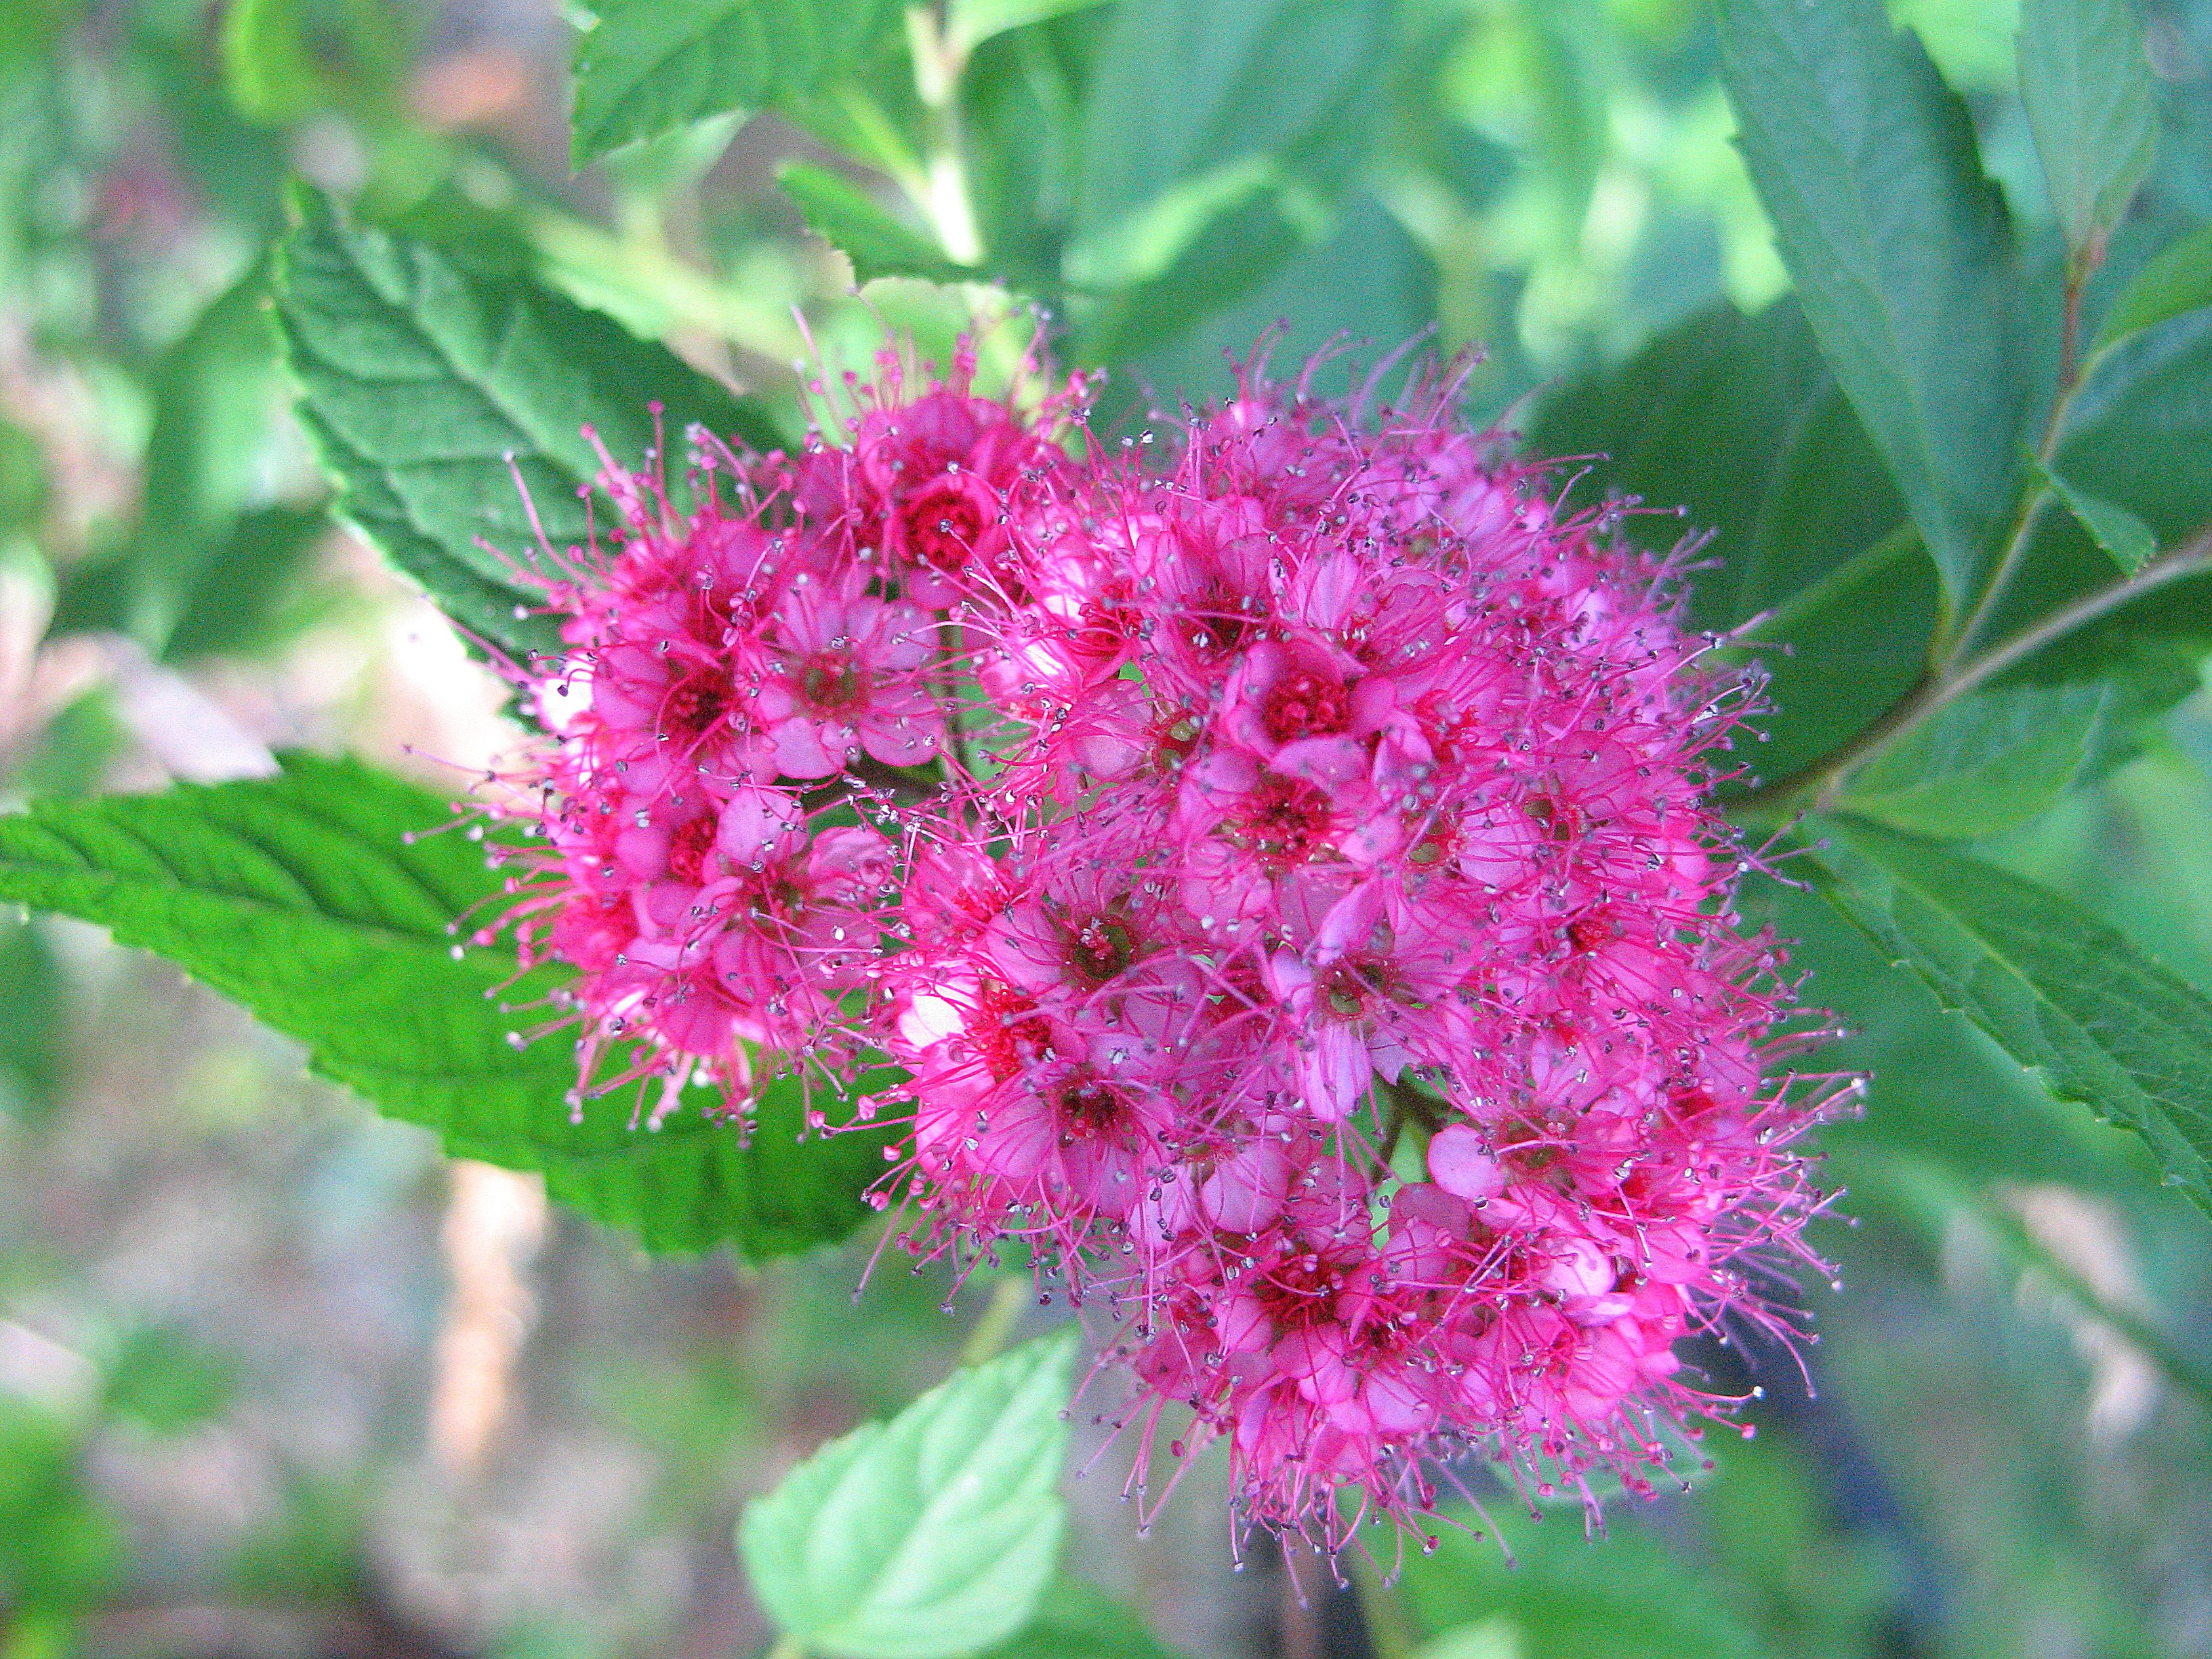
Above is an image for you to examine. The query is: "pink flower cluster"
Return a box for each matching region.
[489,335,1839,1549]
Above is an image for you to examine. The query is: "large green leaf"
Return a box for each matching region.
[1718,0,2028,600]
[1808,814,2212,1214]
[739,1329,1076,1659]
[569,0,904,165]
[272,189,778,666]
[0,755,893,1255]
[2017,0,2157,257]
[1067,0,1395,362]
[1837,682,2107,838]
[1526,298,1932,787]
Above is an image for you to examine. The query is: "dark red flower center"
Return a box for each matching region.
[667,817,720,885]
[903,474,989,573]
[1056,1073,1135,1143]
[1261,670,1352,743]
[797,650,865,714]
[1066,909,1138,983]
[969,981,1054,1081]
[662,668,732,739]
[1228,774,1334,869]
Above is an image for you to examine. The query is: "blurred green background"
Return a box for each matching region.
[4,1,2212,1655]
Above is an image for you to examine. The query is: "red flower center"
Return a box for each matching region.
[798,650,865,714]
[662,668,732,739]
[1229,774,1334,869]
[667,817,719,885]
[1261,670,1352,743]
[903,473,990,573]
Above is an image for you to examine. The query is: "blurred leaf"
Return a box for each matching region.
[1839,681,2107,837]
[739,1328,1076,1659]
[9,689,124,802]
[1068,0,1395,361]
[2057,309,2212,546]
[159,501,332,662]
[1392,1500,1763,1659]
[779,161,979,286]
[950,0,1111,53]
[272,188,779,666]
[220,0,409,124]
[978,1577,1190,1659]
[66,266,285,630]
[2033,456,2157,573]
[0,1404,124,1613]
[0,413,49,533]
[0,754,896,1256]
[2091,223,2212,351]
[1719,0,2028,601]
[2017,0,2157,256]
[569,0,905,165]
[99,1323,237,1435]
[1809,814,2212,1214]
[1122,192,1436,413]
[0,0,83,62]
[1528,298,1931,785]
[0,914,64,1122]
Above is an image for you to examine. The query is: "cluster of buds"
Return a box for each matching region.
[487,333,1841,1550]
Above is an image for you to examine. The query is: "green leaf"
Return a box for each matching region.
[778,161,979,287]
[1526,298,1932,786]
[2018,0,2158,256]
[569,0,904,165]
[0,411,49,533]
[1839,682,2108,837]
[2033,456,2157,573]
[220,0,408,123]
[0,754,894,1256]
[272,189,779,666]
[1809,815,2212,1214]
[158,501,335,663]
[977,1578,1190,1659]
[739,1329,1076,1659]
[2091,224,2212,351]
[2057,309,2212,546]
[1068,0,1394,361]
[1718,0,2027,600]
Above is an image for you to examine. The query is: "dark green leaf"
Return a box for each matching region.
[778,161,979,287]
[1838,682,2107,837]
[569,0,904,165]
[978,1578,1190,1659]
[2091,223,2212,351]
[1068,0,1394,361]
[272,188,779,666]
[1718,0,2028,600]
[2034,456,2156,573]
[2018,0,2157,255]
[2057,309,2212,545]
[1527,298,1932,786]
[739,1329,1076,1659]
[0,754,893,1255]
[1809,815,2212,1213]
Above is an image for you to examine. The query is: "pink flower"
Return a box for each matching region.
[485,329,1841,1557]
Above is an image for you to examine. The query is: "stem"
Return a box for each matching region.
[1944,245,2104,664]
[1732,519,2212,818]
[904,4,985,265]
[1866,527,2212,775]
[960,1273,1029,1367]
